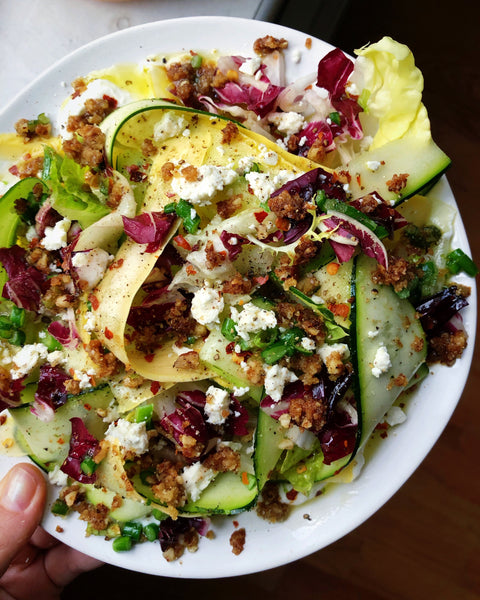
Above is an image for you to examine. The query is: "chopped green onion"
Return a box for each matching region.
[135,404,153,424]
[163,202,177,214]
[80,456,97,476]
[191,54,203,69]
[10,330,26,346]
[51,499,69,516]
[42,331,62,352]
[251,328,278,349]
[176,199,200,234]
[328,111,341,125]
[185,335,197,345]
[140,469,155,485]
[122,521,143,541]
[112,536,133,552]
[152,508,169,521]
[144,522,160,542]
[0,316,12,330]
[0,329,12,340]
[10,305,25,328]
[261,342,289,365]
[37,113,50,125]
[446,248,479,277]
[221,318,237,341]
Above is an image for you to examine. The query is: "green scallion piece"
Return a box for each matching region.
[112,536,133,552]
[191,54,203,69]
[51,499,69,516]
[80,456,97,476]
[10,330,26,346]
[144,522,160,542]
[0,316,13,330]
[261,342,289,365]
[135,404,153,424]
[446,248,479,277]
[163,202,177,214]
[10,305,25,328]
[122,521,143,542]
[152,508,169,521]
[221,318,237,341]
[328,111,341,125]
[42,332,62,352]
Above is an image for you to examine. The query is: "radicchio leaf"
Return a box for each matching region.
[220,231,249,260]
[270,167,347,205]
[225,397,249,436]
[0,377,25,409]
[47,318,81,350]
[60,417,99,483]
[0,245,46,312]
[122,212,176,253]
[415,286,469,336]
[158,516,210,553]
[31,364,70,422]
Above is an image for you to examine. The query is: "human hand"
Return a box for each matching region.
[0,463,103,600]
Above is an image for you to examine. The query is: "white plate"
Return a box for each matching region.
[0,16,476,579]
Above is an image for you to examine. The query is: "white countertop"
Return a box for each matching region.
[1,0,274,109]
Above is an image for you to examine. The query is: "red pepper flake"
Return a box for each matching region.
[104,327,114,340]
[109,258,124,270]
[88,294,100,311]
[225,342,235,354]
[356,173,362,187]
[254,210,268,223]
[83,403,92,411]
[174,235,192,251]
[57,437,65,445]
[275,217,290,231]
[286,489,298,502]
[375,422,389,430]
[144,353,155,363]
[185,265,197,276]
[8,165,19,176]
[232,520,239,528]
[327,302,350,318]
[241,471,249,486]
[150,381,161,395]
[253,275,269,285]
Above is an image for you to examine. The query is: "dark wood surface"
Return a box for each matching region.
[62,1,480,598]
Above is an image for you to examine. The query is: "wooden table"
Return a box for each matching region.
[63,1,480,597]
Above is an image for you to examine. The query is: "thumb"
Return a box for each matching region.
[0,463,47,577]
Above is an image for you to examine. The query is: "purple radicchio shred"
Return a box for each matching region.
[260,380,305,420]
[296,121,336,157]
[319,419,357,465]
[329,240,357,264]
[34,364,70,413]
[282,215,313,245]
[158,516,210,552]
[60,417,99,484]
[122,212,176,253]
[270,167,347,205]
[34,201,63,238]
[47,319,81,350]
[220,231,249,260]
[225,397,249,436]
[415,286,469,336]
[160,400,210,448]
[176,389,207,409]
[0,377,25,409]
[127,301,175,329]
[0,245,46,312]
[316,48,363,139]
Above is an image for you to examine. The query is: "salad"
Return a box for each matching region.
[0,32,476,562]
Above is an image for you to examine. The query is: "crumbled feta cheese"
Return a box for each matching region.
[84,311,97,332]
[205,385,231,425]
[170,163,237,206]
[41,218,71,251]
[264,365,298,402]
[191,286,224,325]
[182,128,191,137]
[26,225,37,242]
[182,462,216,502]
[153,112,188,142]
[371,344,392,378]
[244,169,297,202]
[73,369,93,390]
[384,406,407,426]
[310,294,325,305]
[345,82,359,96]
[232,386,250,397]
[230,302,277,341]
[48,465,69,487]
[258,143,278,166]
[47,350,66,367]
[11,343,49,380]
[291,48,302,64]
[366,160,382,172]
[237,156,258,174]
[71,248,113,290]
[318,343,350,363]
[105,419,149,455]
[367,329,379,339]
[300,337,316,351]
[239,57,262,76]
[269,111,305,137]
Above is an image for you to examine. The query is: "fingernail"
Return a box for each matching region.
[0,466,38,512]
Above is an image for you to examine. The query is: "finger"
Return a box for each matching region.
[44,544,104,587]
[0,463,46,577]
[31,527,60,550]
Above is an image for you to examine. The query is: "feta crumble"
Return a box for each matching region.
[230,302,277,341]
[371,344,392,378]
[384,406,407,426]
[205,385,231,425]
[71,248,113,290]
[105,419,149,455]
[244,169,297,202]
[191,286,224,325]
[48,465,69,487]
[170,163,237,206]
[264,365,298,402]
[153,112,188,142]
[269,111,305,137]
[11,343,49,380]
[239,57,262,76]
[182,462,216,502]
[366,160,382,172]
[41,218,71,251]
